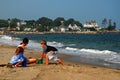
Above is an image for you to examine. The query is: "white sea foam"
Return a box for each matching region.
[1,35,12,40]
[66,47,78,51]
[64,46,120,64]
[79,48,115,54]
[47,41,64,48]
[65,47,116,55]
[1,35,22,46]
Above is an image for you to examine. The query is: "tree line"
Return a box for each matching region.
[0,17,83,32]
[102,18,116,30]
[0,17,116,32]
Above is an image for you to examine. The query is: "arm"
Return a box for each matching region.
[39,45,47,59]
[39,52,46,59]
[15,48,20,55]
[15,47,21,55]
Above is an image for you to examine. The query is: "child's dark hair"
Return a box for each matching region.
[22,37,29,43]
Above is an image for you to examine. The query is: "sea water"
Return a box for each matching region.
[0,33,120,69]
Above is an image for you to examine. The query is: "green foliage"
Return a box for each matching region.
[0,20,8,27]
[107,20,116,30]
[74,21,83,27]
[107,22,116,30]
[101,18,116,31]
[19,25,25,31]
[64,18,82,27]
[53,17,65,26]
[36,17,54,32]
[25,20,36,27]
[102,18,107,29]
[37,17,53,27]
[66,18,75,26]
[10,18,20,28]
[107,26,115,30]
[37,26,44,32]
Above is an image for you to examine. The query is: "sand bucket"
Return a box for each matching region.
[37,59,43,64]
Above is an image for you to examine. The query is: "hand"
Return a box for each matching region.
[38,58,42,60]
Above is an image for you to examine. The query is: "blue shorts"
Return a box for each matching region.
[9,53,27,67]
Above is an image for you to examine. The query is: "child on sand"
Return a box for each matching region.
[39,40,64,65]
[8,38,36,67]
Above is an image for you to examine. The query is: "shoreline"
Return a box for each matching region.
[0,34,120,69]
[0,41,120,69]
[0,30,120,35]
[0,43,120,80]
[0,43,119,69]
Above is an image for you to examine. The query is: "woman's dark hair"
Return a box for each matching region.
[22,37,29,43]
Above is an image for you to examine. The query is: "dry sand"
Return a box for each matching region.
[0,43,120,80]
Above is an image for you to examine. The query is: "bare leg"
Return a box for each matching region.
[46,51,54,65]
[46,57,49,65]
[14,61,22,67]
[57,59,64,65]
[27,58,37,64]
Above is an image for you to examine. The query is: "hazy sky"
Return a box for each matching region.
[0,0,120,28]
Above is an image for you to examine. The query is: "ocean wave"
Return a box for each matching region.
[65,47,117,55]
[1,35,13,40]
[79,48,116,54]
[47,41,64,48]
[66,47,78,51]
[64,46,120,64]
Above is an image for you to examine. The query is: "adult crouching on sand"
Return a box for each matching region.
[39,40,64,65]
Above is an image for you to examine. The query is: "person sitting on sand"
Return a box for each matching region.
[39,40,64,65]
[9,38,37,67]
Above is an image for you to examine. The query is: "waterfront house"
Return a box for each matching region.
[83,20,100,31]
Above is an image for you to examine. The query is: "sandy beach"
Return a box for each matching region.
[0,43,120,80]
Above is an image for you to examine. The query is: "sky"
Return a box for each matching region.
[0,0,120,29]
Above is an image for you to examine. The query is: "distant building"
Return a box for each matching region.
[50,28,55,32]
[17,20,26,27]
[50,24,80,32]
[24,28,31,32]
[60,27,66,32]
[16,20,27,31]
[83,20,100,31]
[68,24,80,31]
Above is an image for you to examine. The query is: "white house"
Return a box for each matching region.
[17,20,27,27]
[83,21,99,28]
[83,20,100,31]
[60,27,66,32]
[68,24,80,31]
